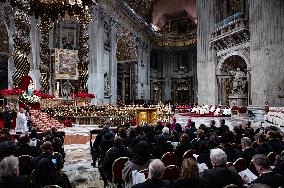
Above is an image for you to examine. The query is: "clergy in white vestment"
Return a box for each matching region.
[15,108,28,133]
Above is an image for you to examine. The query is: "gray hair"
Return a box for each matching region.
[0,156,19,177]
[148,159,166,179]
[162,127,169,134]
[210,148,227,166]
[253,154,270,170]
[241,137,252,147]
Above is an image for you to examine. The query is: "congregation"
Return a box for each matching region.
[0,127,71,188]
[91,119,284,188]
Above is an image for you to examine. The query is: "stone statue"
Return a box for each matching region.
[62,80,74,99]
[104,72,111,97]
[230,68,247,95]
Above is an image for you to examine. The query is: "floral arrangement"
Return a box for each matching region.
[231,106,247,113]
[238,106,247,113]
[0,88,23,96]
[72,92,96,99]
[33,90,55,99]
[231,106,239,111]
[20,92,40,104]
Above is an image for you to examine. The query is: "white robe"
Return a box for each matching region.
[16,112,28,133]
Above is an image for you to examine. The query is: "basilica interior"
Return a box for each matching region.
[0,0,283,107]
[0,0,284,187]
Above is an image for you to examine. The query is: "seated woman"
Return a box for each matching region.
[172,158,200,188]
[0,156,29,188]
[122,141,153,188]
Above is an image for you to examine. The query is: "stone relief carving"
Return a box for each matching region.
[103,20,111,51]
[229,68,247,95]
[104,72,111,97]
[62,80,74,99]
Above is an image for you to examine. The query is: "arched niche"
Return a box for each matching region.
[216,55,250,105]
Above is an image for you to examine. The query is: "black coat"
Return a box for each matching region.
[200,165,242,188]
[131,179,171,188]
[3,111,13,129]
[0,175,29,188]
[153,142,174,159]
[172,179,200,188]
[99,146,132,181]
[251,172,284,188]
[174,142,192,167]
[255,142,273,155]
[268,139,284,154]
[14,143,38,157]
[0,140,15,161]
[241,147,255,167]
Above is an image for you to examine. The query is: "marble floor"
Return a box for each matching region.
[61,114,269,187]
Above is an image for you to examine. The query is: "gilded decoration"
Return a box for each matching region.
[54,48,79,80]
[122,0,155,23]
[116,27,137,62]
[78,7,91,92]
[158,38,197,47]
[0,22,8,54]
[12,2,31,88]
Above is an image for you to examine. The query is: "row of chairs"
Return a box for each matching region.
[108,150,195,187]
[107,150,278,188]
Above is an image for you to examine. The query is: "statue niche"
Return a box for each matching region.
[217,55,248,106]
[104,72,111,98]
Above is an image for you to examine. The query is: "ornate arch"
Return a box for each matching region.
[216,47,250,75]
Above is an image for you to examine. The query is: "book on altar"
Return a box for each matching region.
[238,168,258,184]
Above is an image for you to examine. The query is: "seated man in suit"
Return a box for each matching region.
[255,133,273,155]
[201,148,242,188]
[251,154,284,188]
[132,159,171,188]
[240,137,256,167]
[99,136,131,185]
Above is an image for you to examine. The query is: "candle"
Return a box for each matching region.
[56,82,59,90]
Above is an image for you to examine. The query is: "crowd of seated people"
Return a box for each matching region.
[0,127,70,188]
[94,119,284,188]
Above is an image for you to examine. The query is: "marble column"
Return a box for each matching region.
[196,0,218,104]
[29,15,41,90]
[249,0,284,106]
[88,6,104,104]
[7,14,15,89]
[88,6,118,105]
[137,39,151,100]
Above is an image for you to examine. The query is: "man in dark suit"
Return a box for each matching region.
[240,137,256,167]
[218,119,229,136]
[132,159,171,188]
[3,105,13,130]
[201,148,242,188]
[99,136,132,184]
[255,133,273,155]
[14,133,38,157]
[252,154,284,188]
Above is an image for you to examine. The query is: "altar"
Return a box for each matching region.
[136,108,157,126]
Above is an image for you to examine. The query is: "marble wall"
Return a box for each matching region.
[249,0,284,106]
[196,0,218,105]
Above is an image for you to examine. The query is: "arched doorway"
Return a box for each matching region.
[217,55,249,105]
